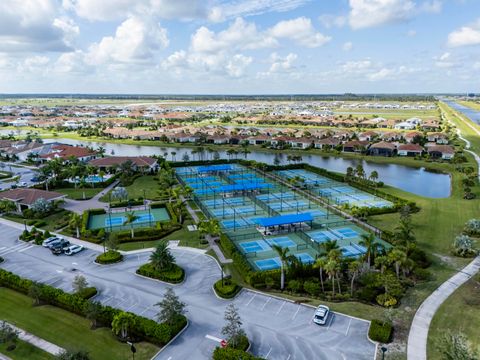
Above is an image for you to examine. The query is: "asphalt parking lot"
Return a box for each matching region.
[0,221,376,360]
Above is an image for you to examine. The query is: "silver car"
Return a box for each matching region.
[65,245,84,256]
[313,305,330,325]
[42,237,59,248]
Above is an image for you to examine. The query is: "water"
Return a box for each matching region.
[44,138,451,198]
[443,100,480,125]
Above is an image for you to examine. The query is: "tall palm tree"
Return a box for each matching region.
[123,212,139,239]
[359,233,377,268]
[198,219,220,240]
[313,256,327,293]
[374,255,390,274]
[388,249,407,279]
[348,260,361,296]
[150,243,175,271]
[272,245,290,291]
[70,213,83,238]
[325,259,338,297]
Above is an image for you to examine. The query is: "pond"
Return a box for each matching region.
[443,100,480,125]
[44,138,451,198]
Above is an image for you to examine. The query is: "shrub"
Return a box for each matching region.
[288,279,302,294]
[368,319,393,343]
[412,267,433,281]
[452,235,477,258]
[464,219,480,236]
[212,347,262,360]
[136,263,185,284]
[303,280,320,297]
[95,251,123,264]
[376,293,398,307]
[214,279,242,299]
[76,287,98,300]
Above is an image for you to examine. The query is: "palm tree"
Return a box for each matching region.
[313,256,327,293]
[170,151,177,161]
[96,146,106,158]
[111,312,135,340]
[348,260,361,296]
[70,213,83,238]
[374,255,390,274]
[355,164,365,180]
[198,219,220,240]
[123,212,139,239]
[359,233,377,267]
[369,170,379,184]
[388,249,407,279]
[320,240,339,256]
[150,243,175,271]
[325,259,338,297]
[272,245,290,291]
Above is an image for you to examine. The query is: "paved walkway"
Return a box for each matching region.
[61,180,119,214]
[407,106,480,360]
[6,322,65,355]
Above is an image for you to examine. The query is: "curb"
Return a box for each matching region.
[150,319,190,360]
[211,283,243,301]
[134,271,186,286]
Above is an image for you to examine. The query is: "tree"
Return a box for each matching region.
[452,235,477,257]
[221,304,245,349]
[369,170,379,184]
[70,213,82,238]
[55,350,91,360]
[325,259,338,297]
[72,275,88,293]
[313,257,327,293]
[198,219,221,240]
[106,232,119,251]
[388,249,407,279]
[374,255,390,274]
[0,321,19,349]
[182,153,190,162]
[84,301,102,329]
[271,245,290,290]
[28,281,42,306]
[123,212,139,239]
[111,312,135,340]
[359,233,377,268]
[155,288,186,325]
[436,331,478,360]
[111,187,128,202]
[150,243,175,271]
[96,146,106,158]
[348,260,361,296]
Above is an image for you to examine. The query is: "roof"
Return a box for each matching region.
[40,144,97,160]
[254,213,313,227]
[427,145,455,154]
[398,144,424,151]
[1,188,65,205]
[89,156,157,167]
[369,141,396,150]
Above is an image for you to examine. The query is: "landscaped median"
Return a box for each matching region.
[95,250,123,265]
[213,279,242,299]
[0,269,187,355]
[136,243,185,284]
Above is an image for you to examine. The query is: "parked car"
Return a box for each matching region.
[64,245,84,256]
[42,237,59,248]
[313,305,330,325]
[50,240,71,255]
[46,238,69,249]
[30,177,41,182]
[18,182,28,187]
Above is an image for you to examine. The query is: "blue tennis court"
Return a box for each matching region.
[255,258,281,270]
[308,230,339,243]
[333,227,359,238]
[332,186,356,194]
[105,213,154,227]
[239,240,271,253]
[341,244,367,257]
[295,253,315,264]
[265,236,296,248]
[350,193,373,201]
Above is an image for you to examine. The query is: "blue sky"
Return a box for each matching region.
[0,0,479,94]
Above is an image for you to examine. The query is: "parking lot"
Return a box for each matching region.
[0,221,376,360]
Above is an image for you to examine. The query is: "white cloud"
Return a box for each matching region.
[225,54,253,77]
[269,53,298,72]
[0,0,77,52]
[343,41,353,51]
[474,62,480,70]
[269,17,331,47]
[17,56,50,73]
[407,29,417,37]
[349,0,416,29]
[318,14,347,28]
[420,0,442,13]
[447,19,480,47]
[341,60,373,73]
[86,16,168,65]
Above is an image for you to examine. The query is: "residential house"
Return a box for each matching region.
[314,137,341,150]
[89,156,158,172]
[427,145,455,160]
[427,132,449,144]
[342,140,369,153]
[368,141,396,157]
[404,131,424,143]
[0,188,65,213]
[358,131,378,142]
[39,144,98,163]
[380,132,402,142]
[397,144,424,157]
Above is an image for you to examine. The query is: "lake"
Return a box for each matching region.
[443,100,480,125]
[44,138,451,198]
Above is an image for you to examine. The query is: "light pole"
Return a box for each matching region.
[381,345,387,360]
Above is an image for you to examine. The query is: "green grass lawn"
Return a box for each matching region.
[55,187,104,200]
[0,288,159,360]
[457,100,480,111]
[0,339,53,360]
[2,209,72,233]
[427,274,480,358]
[99,175,160,202]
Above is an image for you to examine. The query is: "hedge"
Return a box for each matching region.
[0,269,186,346]
[95,250,123,264]
[76,287,98,300]
[368,319,393,343]
[136,263,185,284]
[165,203,178,223]
[109,199,144,208]
[213,279,242,299]
[212,347,262,360]
[115,224,181,243]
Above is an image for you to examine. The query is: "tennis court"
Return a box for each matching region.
[239,240,272,253]
[331,227,359,239]
[307,229,339,243]
[255,258,281,270]
[295,253,315,264]
[265,236,296,248]
[341,244,367,257]
[88,208,170,231]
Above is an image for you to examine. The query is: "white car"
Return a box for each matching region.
[18,182,28,187]
[42,237,59,248]
[313,305,330,325]
[64,245,84,256]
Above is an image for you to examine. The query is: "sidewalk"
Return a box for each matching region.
[6,322,65,356]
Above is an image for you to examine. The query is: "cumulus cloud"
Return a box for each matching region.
[343,41,353,51]
[349,0,416,29]
[269,53,298,72]
[86,16,168,65]
[319,14,347,28]
[269,17,331,47]
[447,19,480,47]
[0,0,78,52]
[17,55,50,73]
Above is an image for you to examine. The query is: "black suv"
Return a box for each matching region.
[50,239,70,255]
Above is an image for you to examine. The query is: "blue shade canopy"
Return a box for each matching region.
[254,213,313,227]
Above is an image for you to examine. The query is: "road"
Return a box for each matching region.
[0,222,375,360]
[0,163,38,190]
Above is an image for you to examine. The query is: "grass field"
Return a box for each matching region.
[0,288,159,360]
[458,100,480,111]
[0,339,53,360]
[427,274,480,358]
[99,175,160,202]
[55,187,104,200]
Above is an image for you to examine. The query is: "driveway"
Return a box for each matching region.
[0,163,38,190]
[0,222,375,360]
[61,180,118,214]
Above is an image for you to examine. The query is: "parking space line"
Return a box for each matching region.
[125,303,138,312]
[261,297,271,311]
[245,294,256,307]
[345,318,352,336]
[205,334,222,343]
[275,301,286,315]
[264,347,272,359]
[327,313,334,330]
[286,354,291,360]
[291,306,301,320]
[18,245,34,252]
